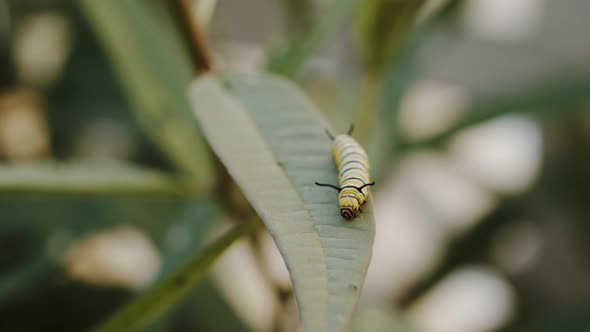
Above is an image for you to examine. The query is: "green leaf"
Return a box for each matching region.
[354,10,434,179]
[520,305,590,332]
[357,0,425,73]
[189,73,376,331]
[404,74,590,150]
[173,281,251,332]
[93,218,261,332]
[0,162,183,195]
[0,195,217,306]
[363,23,430,182]
[269,0,362,78]
[278,0,315,39]
[0,254,56,303]
[79,0,214,191]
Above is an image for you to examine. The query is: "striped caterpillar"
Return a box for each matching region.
[315,126,375,220]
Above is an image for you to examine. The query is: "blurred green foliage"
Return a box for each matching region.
[80,0,215,191]
[1,0,590,331]
[357,0,425,74]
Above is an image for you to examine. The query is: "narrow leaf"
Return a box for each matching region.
[0,254,56,303]
[0,163,183,195]
[357,0,425,73]
[353,0,427,151]
[79,0,214,191]
[189,73,375,331]
[365,24,430,182]
[93,218,260,332]
[269,0,362,78]
[404,74,590,150]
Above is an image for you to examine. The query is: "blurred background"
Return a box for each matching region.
[1,0,590,331]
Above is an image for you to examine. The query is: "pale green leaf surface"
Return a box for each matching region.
[189,74,375,332]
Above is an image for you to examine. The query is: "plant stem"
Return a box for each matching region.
[168,0,214,72]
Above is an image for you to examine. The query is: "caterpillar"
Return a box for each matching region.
[315,126,375,220]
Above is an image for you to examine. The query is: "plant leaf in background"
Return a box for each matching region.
[405,74,590,150]
[0,161,190,307]
[352,1,428,182]
[189,74,375,332]
[0,163,183,195]
[357,0,425,75]
[278,0,314,39]
[79,0,214,192]
[0,193,223,332]
[268,0,362,79]
[92,218,260,332]
[366,24,429,182]
[0,251,56,302]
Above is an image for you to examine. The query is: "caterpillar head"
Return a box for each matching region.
[339,196,359,220]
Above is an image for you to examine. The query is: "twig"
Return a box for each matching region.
[168,0,214,72]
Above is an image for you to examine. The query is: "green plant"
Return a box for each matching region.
[2,0,590,331]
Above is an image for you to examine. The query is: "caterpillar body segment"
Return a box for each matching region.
[333,135,372,219]
[316,132,374,220]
